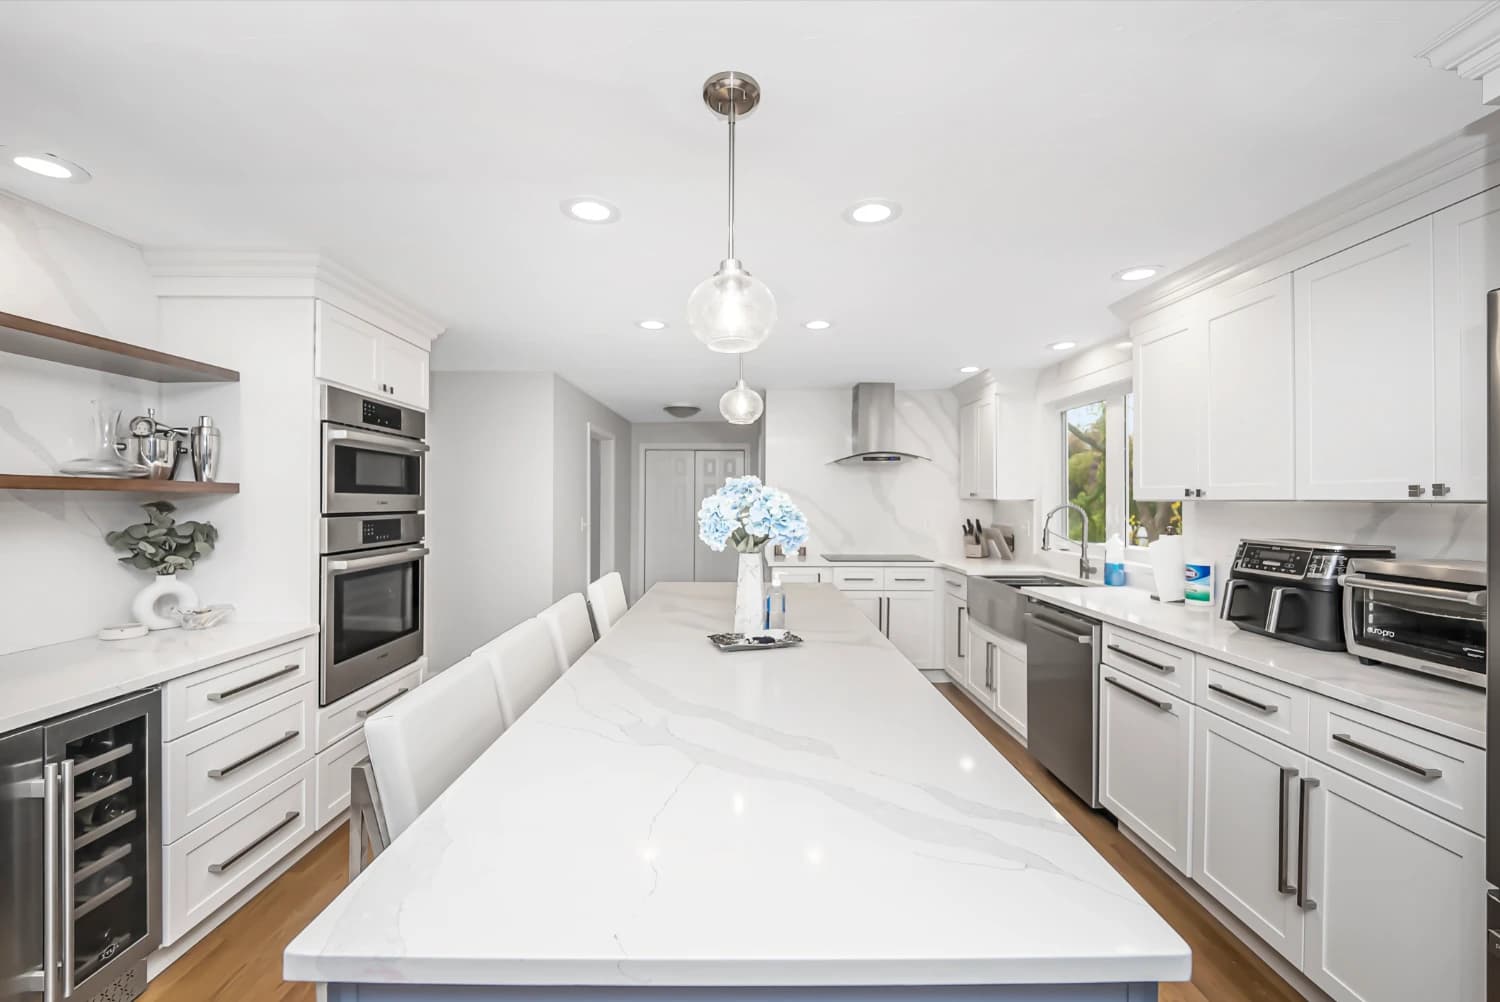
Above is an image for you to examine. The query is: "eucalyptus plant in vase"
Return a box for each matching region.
[105,501,218,630]
[697,476,808,634]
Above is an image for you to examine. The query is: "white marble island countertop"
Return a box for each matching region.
[286,582,1189,992]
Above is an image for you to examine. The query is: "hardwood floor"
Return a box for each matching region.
[142,688,1305,1002]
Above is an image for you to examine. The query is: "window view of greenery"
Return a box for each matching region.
[1063,401,1107,543]
[1125,393,1181,544]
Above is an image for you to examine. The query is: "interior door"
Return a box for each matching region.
[642,450,696,592]
[692,451,746,582]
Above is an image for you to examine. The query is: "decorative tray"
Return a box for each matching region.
[707,630,804,652]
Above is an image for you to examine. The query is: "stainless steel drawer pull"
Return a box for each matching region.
[207,664,301,702]
[1208,682,1277,714]
[1105,644,1173,673]
[1276,766,1297,895]
[357,688,412,719]
[892,577,926,582]
[1027,616,1091,644]
[208,731,299,780]
[843,576,876,582]
[1330,733,1443,779]
[1296,777,1318,912]
[1104,675,1172,711]
[208,811,301,875]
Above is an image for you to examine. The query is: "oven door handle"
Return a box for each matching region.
[1337,573,1486,607]
[327,428,431,454]
[327,546,430,572]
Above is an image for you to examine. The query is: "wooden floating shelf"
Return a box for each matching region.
[0,475,240,495]
[0,310,239,383]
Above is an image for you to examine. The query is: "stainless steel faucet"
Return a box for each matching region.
[1040,502,1095,580]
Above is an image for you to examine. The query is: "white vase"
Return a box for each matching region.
[733,553,766,635]
[132,573,198,631]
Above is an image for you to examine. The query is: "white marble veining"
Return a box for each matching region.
[767,552,1030,576]
[1024,586,1485,748]
[0,621,316,734]
[285,583,1189,988]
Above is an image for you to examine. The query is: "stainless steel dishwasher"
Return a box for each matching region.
[1024,599,1101,808]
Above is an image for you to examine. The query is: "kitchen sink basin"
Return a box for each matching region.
[969,573,1095,642]
[982,574,1092,589]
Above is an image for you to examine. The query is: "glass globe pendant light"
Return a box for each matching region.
[720,354,764,425]
[687,71,777,354]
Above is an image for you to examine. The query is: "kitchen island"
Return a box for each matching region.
[284,582,1189,1000]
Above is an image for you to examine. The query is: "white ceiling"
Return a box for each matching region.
[0,0,1487,420]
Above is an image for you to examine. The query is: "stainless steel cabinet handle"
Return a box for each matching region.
[1208,682,1277,714]
[60,761,76,997]
[1104,675,1172,711]
[1028,616,1091,645]
[985,643,995,691]
[327,545,429,572]
[1330,733,1443,779]
[43,762,59,1002]
[1407,483,1426,498]
[357,688,412,719]
[208,731,299,779]
[843,576,876,582]
[892,577,926,582]
[955,607,966,659]
[1183,488,1192,498]
[1105,644,1173,672]
[327,427,430,453]
[1277,766,1298,895]
[884,597,891,636]
[208,811,301,874]
[1432,482,1451,497]
[1296,777,1318,911]
[207,663,301,702]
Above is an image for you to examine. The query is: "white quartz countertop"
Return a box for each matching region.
[0,621,318,735]
[766,553,1025,575]
[285,582,1190,988]
[1023,586,1485,748]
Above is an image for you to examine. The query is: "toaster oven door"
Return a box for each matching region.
[1342,574,1486,686]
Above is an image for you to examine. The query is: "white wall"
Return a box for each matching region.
[763,388,991,561]
[427,371,555,672]
[552,376,631,602]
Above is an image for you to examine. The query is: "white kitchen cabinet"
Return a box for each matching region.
[1099,666,1191,873]
[958,397,994,499]
[774,567,826,585]
[1193,709,1308,967]
[885,591,936,669]
[1293,219,1436,500]
[958,391,1034,500]
[941,589,967,683]
[965,623,998,711]
[834,568,935,669]
[992,642,1027,740]
[845,592,882,629]
[1202,276,1295,499]
[1431,189,1498,501]
[315,301,430,411]
[1301,761,1484,1002]
[1132,304,1205,500]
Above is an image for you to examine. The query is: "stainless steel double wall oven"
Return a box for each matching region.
[319,387,428,706]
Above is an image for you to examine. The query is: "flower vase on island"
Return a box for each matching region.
[696,475,808,635]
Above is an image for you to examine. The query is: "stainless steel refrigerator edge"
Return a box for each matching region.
[1487,288,1500,999]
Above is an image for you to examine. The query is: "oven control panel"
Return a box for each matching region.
[361,398,404,432]
[361,518,405,545]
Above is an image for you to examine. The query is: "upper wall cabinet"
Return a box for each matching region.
[1133,306,1205,500]
[1293,219,1435,500]
[959,390,1034,500]
[315,301,430,411]
[1431,190,1497,501]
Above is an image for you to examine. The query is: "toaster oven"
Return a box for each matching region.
[1340,558,1486,688]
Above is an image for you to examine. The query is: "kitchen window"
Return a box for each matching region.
[1057,392,1180,550]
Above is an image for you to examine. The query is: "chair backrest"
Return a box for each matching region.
[536,592,594,673]
[586,571,628,636]
[479,618,562,727]
[363,654,505,839]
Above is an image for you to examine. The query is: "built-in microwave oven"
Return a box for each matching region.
[321,386,426,516]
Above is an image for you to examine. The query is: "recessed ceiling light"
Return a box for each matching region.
[561,197,618,223]
[843,199,902,225]
[958,365,981,374]
[1113,265,1160,282]
[1050,341,1077,351]
[10,152,90,183]
[803,320,832,331]
[637,320,667,331]
[1115,340,1133,350]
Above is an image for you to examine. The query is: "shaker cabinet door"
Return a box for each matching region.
[378,334,430,411]
[314,301,382,397]
[1132,305,1205,500]
[1099,667,1191,872]
[885,591,935,669]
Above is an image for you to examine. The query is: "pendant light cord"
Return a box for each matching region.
[727,96,737,260]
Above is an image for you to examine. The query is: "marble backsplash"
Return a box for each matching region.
[763,388,993,560]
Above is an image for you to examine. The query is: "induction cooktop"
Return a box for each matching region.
[821,553,930,562]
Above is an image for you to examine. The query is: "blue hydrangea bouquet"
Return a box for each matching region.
[697,475,808,633]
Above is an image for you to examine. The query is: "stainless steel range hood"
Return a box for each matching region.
[832,382,930,464]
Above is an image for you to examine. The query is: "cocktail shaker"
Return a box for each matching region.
[189,416,221,482]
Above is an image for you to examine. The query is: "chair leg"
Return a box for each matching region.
[348,800,364,881]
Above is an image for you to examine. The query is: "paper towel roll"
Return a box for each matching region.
[1149,536,1186,602]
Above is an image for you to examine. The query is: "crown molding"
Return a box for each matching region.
[1108,111,1500,324]
[144,250,444,347]
[1419,1,1500,104]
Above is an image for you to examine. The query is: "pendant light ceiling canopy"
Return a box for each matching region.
[687,71,777,355]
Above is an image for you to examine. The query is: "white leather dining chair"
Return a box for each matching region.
[479,618,562,727]
[586,571,629,636]
[363,653,505,839]
[536,592,594,673]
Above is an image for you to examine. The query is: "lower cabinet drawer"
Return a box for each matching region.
[164,684,314,841]
[774,568,825,584]
[1099,667,1193,873]
[883,568,935,591]
[315,662,422,752]
[163,759,315,945]
[1196,657,1309,752]
[832,567,884,590]
[316,728,368,829]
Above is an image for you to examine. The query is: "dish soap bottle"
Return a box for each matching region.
[766,573,786,631]
[1104,534,1127,586]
